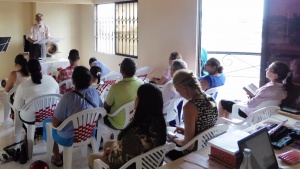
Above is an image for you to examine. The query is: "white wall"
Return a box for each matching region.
[0,0,198,79]
[80,0,198,77]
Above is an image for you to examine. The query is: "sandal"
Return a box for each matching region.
[51,155,63,167]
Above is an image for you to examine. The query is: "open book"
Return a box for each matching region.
[243,83,258,97]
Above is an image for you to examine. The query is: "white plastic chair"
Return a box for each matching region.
[3,86,17,126]
[96,71,123,102]
[231,100,281,120]
[163,98,183,125]
[95,83,111,103]
[136,66,153,83]
[94,142,175,169]
[100,71,122,84]
[46,107,107,169]
[220,106,280,130]
[58,79,74,94]
[99,101,135,144]
[17,94,62,159]
[205,86,222,100]
[165,124,228,162]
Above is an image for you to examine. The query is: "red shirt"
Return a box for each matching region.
[56,65,75,94]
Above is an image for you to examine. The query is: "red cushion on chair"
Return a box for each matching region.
[35,104,56,122]
[73,120,97,143]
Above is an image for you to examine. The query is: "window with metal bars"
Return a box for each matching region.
[95,1,138,58]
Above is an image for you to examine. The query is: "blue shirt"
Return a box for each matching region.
[54,87,103,138]
[92,61,110,76]
[199,73,226,99]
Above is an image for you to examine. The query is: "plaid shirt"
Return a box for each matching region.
[57,65,75,94]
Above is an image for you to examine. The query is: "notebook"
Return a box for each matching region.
[238,128,280,169]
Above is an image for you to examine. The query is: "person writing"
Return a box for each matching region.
[26,13,52,59]
[88,83,166,169]
[166,69,218,160]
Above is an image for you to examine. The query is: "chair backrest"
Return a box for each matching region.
[95,83,110,103]
[100,71,122,85]
[5,86,17,107]
[109,101,135,129]
[163,98,182,123]
[174,124,228,151]
[136,66,153,82]
[55,107,106,147]
[205,86,222,100]
[247,106,280,125]
[58,79,74,93]
[255,100,281,109]
[19,94,62,126]
[94,142,175,169]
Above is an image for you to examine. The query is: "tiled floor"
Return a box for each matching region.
[0,102,93,169]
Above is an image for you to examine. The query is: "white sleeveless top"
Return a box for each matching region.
[14,72,29,86]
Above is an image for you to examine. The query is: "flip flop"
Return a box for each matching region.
[51,155,63,167]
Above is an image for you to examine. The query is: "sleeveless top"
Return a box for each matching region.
[14,71,29,86]
[182,94,218,155]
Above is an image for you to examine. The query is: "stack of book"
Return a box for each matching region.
[208,130,250,169]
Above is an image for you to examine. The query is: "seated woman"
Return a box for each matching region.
[218,61,292,119]
[162,59,187,125]
[90,65,102,86]
[5,54,30,119]
[44,66,103,167]
[13,59,59,114]
[166,69,218,160]
[88,83,166,169]
[151,52,182,85]
[199,57,225,99]
[162,59,188,103]
[5,54,30,92]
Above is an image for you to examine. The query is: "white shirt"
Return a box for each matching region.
[14,72,29,87]
[161,80,181,103]
[13,75,59,111]
[27,23,52,41]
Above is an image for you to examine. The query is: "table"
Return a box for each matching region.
[158,113,300,169]
[40,58,69,77]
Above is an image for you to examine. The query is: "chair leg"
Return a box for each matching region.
[27,125,35,159]
[81,145,87,158]
[63,147,73,169]
[3,95,10,125]
[96,120,103,151]
[46,123,54,162]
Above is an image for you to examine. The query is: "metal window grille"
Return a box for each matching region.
[95,1,138,58]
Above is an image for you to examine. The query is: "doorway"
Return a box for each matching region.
[200,0,264,101]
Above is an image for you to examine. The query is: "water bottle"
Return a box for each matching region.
[239,148,253,169]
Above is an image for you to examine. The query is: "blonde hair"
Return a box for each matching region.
[173,69,202,93]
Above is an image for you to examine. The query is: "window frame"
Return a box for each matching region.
[94,0,138,58]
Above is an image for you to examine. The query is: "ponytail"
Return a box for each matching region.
[31,72,42,84]
[27,59,42,84]
[90,66,102,84]
[283,72,294,92]
[96,72,101,84]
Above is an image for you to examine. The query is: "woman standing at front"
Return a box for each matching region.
[166,69,218,160]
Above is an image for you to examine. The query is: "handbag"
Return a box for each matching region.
[3,134,29,164]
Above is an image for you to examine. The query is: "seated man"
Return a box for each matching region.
[89,57,110,76]
[104,58,143,130]
[56,49,80,94]
[44,66,103,167]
